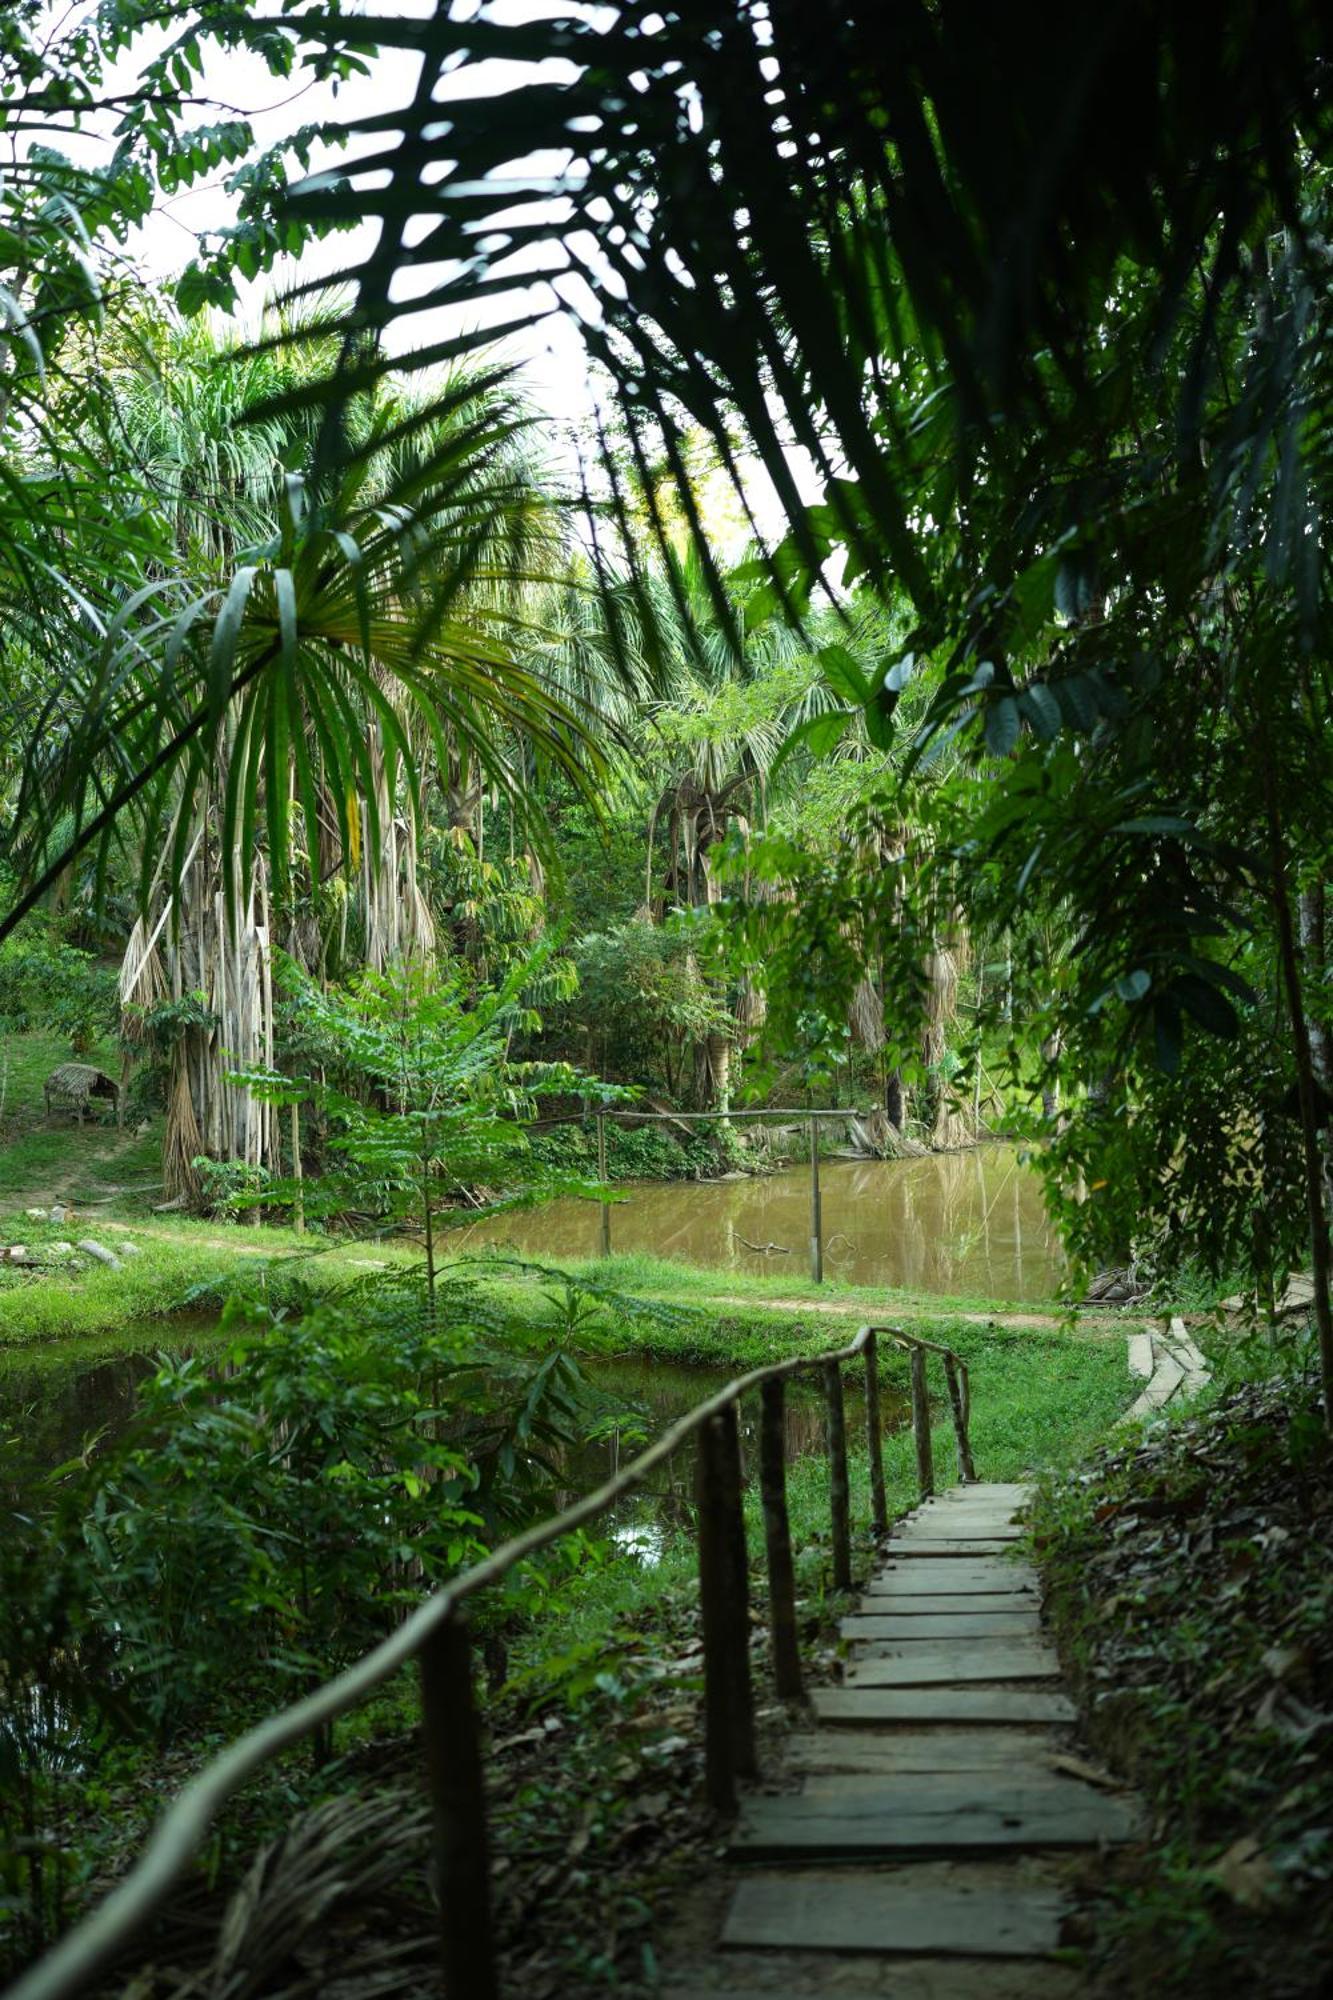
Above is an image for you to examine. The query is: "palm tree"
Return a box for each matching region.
[67,310,609,1195]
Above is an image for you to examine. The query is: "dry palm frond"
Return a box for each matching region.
[734,973,766,1035]
[119,913,169,1035]
[848,973,884,1052]
[921,944,959,1068]
[170,1791,434,2000]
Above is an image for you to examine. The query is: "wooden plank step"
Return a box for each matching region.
[856,1592,1038,1616]
[846,1647,1061,1687]
[895,1516,1025,1532]
[665,1975,1080,2000]
[723,1874,1066,1958]
[731,1793,1138,1857]
[786,1728,1065,1774]
[813,1686,1076,1726]
[883,1538,1019,1556]
[949,1483,1030,1500]
[867,1564,1037,1593]
[796,1771,1127,1809]
[842,1612,1043,1641]
[892,1534,1024,1550]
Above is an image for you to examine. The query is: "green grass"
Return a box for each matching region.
[0,1029,162,1207]
[0,1216,421,1347]
[505,1308,1129,1665]
[443,1242,1073,1320]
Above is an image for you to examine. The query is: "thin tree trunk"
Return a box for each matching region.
[885,1067,904,1129]
[1265,769,1333,1430]
[1040,1031,1062,1123]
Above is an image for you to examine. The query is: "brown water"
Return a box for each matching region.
[450,1143,1061,1302]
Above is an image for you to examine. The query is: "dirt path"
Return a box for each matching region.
[676,1292,1122,1334]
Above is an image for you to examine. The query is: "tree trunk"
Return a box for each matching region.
[1299,885,1333,1202]
[1040,1031,1062,1124]
[885,1067,904,1129]
[1266,777,1333,1431]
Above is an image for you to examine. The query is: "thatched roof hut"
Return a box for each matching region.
[44,1063,120,1124]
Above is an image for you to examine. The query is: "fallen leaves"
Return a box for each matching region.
[1034,1374,1333,1994]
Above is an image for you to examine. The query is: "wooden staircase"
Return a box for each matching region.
[666,1483,1138,1997]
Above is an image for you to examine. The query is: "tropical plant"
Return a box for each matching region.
[237,946,599,1294]
[269,0,1333,1400]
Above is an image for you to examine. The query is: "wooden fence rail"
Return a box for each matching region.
[8,1325,973,2000]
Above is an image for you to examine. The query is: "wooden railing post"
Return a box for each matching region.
[823,1359,852,1588]
[863,1329,889,1536]
[420,1613,498,2000]
[696,1409,755,1812]
[909,1345,934,1500]
[944,1354,977,1481]
[808,1116,824,1283]
[597,1112,611,1257]
[715,1402,757,1778]
[759,1377,802,1698]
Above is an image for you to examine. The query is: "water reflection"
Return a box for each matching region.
[454,1143,1061,1301]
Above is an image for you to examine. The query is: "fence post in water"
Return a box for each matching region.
[695,1414,740,1813]
[909,1345,934,1500]
[419,1612,499,2000]
[759,1377,803,1698]
[863,1331,889,1536]
[597,1112,611,1258]
[808,1115,823,1283]
[944,1355,977,1481]
[823,1359,852,1589]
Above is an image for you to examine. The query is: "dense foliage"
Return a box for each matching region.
[0,1270,623,1962]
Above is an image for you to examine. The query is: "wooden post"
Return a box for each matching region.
[695,1415,738,1814]
[910,1345,934,1500]
[759,1377,802,1698]
[597,1112,611,1258]
[824,1360,852,1589]
[809,1116,823,1283]
[715,1402,757,1779]
[419,1613,498,2000]
[863,1331,889,1536]
[290,1099,305,1235]
[944,1355,977,1482]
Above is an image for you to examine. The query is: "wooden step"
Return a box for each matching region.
[723,1873,1066,1957]
[883,1538,1020,1556]
[846,1646,1060,1688]
[786,1728,1065,1774]
[905,1503,1023,1523]
[731,1778,1138,1857]
[842,1612,1043,1641]
[856,1591,1038,1616]
[813,1686,1076,1726]
[866,1563,1039,1594]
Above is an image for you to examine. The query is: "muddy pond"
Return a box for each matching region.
[1,1145,1056,1550]
[451,1143,1062,1303]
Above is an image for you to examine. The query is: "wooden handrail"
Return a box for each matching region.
[7,1324,973,2000]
